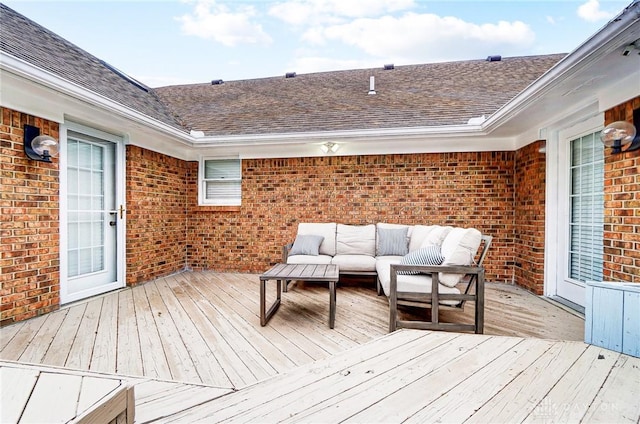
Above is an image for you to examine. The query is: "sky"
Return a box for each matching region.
[3,0,632,87]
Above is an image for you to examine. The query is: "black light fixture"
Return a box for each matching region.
[600,120,638,154]
[24,124,59,162]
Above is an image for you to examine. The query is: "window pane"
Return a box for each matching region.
[202,158,242,205]
[205,159,241,179]
[568,131,604,283]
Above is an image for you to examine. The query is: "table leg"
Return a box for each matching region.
[329,280,336,329]
[260,278,282,326]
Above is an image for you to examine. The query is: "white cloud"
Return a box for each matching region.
[546,15,556,25]
[268,0,414,26]
[577,0,615,22]
[177,0,272,46]
[306,13,535,63]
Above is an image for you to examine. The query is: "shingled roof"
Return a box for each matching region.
[0,3,184,130]
[1,3,565,138]
[154,54,565,136]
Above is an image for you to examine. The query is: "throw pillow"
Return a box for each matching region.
[289,234,325,256]
[377,227,409,256]
[398,245,445,275]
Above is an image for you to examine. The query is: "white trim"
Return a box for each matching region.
[544,114,604,306]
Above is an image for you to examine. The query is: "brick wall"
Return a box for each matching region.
[603,96,640,282]
[514,140,546,294]
[0,107,60,326]
[125,145,189,284]
[187,152,516,282]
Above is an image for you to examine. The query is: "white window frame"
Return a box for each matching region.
[198,157,242,206]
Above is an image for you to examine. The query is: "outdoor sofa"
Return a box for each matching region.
[283,223,491,333]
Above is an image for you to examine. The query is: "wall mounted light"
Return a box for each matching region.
[600,121,638,154]
[24,124,59,162]
[320,142,339,154]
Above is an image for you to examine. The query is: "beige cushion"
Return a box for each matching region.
[297,223,337,256]
[332,254,376,272]
[419,225,453,248]
[336,224,376,256]
[439,228,482,287]
[376,258,461,306]
[287,254,333,265]
[408,225,436,251]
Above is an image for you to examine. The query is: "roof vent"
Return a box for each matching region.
[368,76,376,95]
[383,63,394,70]
[285,72,297,78]
[486,55,502,62]
[211,79,224,85]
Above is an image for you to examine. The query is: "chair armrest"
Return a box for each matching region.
[282,242,294,263]
[390,264,484,275]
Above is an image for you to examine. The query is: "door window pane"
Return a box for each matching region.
[67,139,107,277]
[569,131,604,282]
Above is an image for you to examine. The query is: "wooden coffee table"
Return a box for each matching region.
[259,263,339,328]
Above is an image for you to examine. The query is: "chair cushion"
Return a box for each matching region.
[376,227,409,256]
[289,234,324,256]
[376,258,461,306]
[336,224,376,256]
[297,223,337,256]
[439,228,482,287]
[397,245,445,274]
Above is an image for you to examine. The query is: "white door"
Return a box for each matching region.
[553,118,604,308]
[61,127,125,303]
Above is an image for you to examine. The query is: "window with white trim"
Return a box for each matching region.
[199,158,241,206]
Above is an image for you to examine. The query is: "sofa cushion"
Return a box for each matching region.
[289,234,324,256]
[408,225,437,252]
[397,245,445,274]
[439,228,482,287]
[419,225,453,248]
[377,227,409,256]
[287,254,333,265]
[336,224,376,256]
[297,223,337,256]
[331,254,377,272]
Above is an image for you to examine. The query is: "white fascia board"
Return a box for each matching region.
[0,53,192,145]
[483,1,640,134]
[191,124,487,148]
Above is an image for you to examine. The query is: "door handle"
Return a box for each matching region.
[109,205,126,220]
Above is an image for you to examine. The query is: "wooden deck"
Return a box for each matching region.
[1,271,638,423]
[1,271,584,389]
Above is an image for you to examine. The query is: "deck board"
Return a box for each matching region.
[116,289,144,377]
[65,298,102,370]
